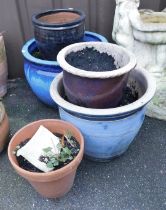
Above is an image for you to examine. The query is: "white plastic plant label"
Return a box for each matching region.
[16,125,60,172]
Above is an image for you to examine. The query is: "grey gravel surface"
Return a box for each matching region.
[0,79,166,210]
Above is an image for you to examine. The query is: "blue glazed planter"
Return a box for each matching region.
[50,68,156,161]
[59,107,145,160]
[22,31,108,107]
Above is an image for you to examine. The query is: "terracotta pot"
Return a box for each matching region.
[32,8,85,60]
[0,102,9,152]
[8,119,84,198]
[57,42,136,108]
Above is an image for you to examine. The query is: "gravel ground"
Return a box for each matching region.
[0,79,166,210]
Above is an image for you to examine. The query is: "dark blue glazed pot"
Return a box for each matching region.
[22,31,108,107]
[32,8,86,60]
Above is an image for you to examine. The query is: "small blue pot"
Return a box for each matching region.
[22,31,108,107]
[50,69,156,161]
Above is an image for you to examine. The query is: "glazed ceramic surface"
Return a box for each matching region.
[32,9,85,60]
[57,42,136,108]
[22,31,108,107]
[8,119,84,198]
[59,107,145,160]
[50,69,156,161]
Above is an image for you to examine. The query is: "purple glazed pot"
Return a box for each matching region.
[57,42,136,108]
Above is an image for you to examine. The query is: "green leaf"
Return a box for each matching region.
[63,147,72,155]
[53,159,59,166]
[68,156,73,160]
[50,158,56,163]
[57,143,62,150]
[47,151,55,158]
[46,162,54,168]
[43,147,52,153]
[59,156,68,162]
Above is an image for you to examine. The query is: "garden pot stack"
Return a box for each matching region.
[21,8,109,107]
[50,39,155,161]
[22,32,108,107]
[50,68,156,161]
[6,6,157,200]
[57,42,136,108]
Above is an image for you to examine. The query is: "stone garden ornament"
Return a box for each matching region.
[112,0,166,120]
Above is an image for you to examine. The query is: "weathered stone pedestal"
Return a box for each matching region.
[112,0,166,120]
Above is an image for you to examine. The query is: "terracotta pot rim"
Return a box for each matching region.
[8,119,84,182]
[57,42,137,79]
[50,68,156,116]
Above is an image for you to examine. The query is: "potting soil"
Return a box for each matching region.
[66,47,117,71]
[15,134,80,173]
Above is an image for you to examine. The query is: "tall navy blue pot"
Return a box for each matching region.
[22,31,108,107]
[32,8,86,60]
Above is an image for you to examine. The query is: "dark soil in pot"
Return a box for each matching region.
[66,47,117,71]
[14,133,80,173]
[39,12,80,24]
[32,49,41,59]
[119,86,138,106]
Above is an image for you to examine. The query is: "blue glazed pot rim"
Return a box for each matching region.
[59,106,144,120]
[22,38,59,66]
[32,8,86,28]
[84,31,108,43]
[21,31,108,66]
[50,68,156,117]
